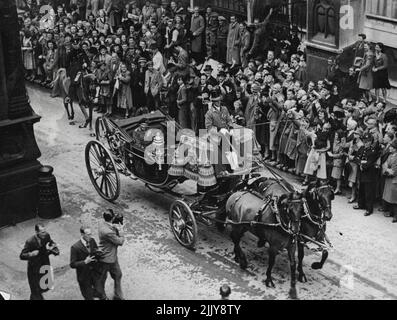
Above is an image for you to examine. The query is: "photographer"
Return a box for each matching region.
[20,224,59,300]
[70,226,101,300]
[97,209,125,300]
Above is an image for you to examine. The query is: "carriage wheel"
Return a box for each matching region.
[85,140,121,202]
[95,117,108,146]
[169,200,198,250]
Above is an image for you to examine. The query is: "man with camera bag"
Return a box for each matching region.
[97,209,125,300]
[70,226,102,300]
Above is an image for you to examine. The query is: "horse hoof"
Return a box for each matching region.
[265,279,275,288]
[240,262,248,270]
[311,262,323,270]
[298,274,307,283]
[289,287,298,300]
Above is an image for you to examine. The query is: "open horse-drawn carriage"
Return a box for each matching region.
[85,111,335,298]
[86,110,260,248]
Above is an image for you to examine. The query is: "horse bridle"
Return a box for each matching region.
[301,185,333,239]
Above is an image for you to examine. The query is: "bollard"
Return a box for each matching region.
[37,166,62,219]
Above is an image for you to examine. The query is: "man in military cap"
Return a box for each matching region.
[205,88,234,176]
[354,133,381,216]
[205,88,233,134]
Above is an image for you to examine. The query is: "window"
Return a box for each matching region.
[313,0,336,39]
[291,0,307,30]
[366,0,397,20]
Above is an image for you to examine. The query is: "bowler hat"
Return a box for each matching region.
[210,88,222,101]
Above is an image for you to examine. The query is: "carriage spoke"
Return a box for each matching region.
[105,177,114,198]
[89,160,101,173]
[107,175,117,189]
[99,175,105,191]
[93,144,105,166]
[175,206,183,219]
[89,150,101,165]
[89,156,101,168]
[178,228,184,240]
[106,177,116,195]
[103,177,110,197]
[185,228,193,243]
[172,209,181,220]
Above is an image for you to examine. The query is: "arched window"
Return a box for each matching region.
[313,0,336,39]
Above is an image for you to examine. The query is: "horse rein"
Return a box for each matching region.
[300,185,334,244]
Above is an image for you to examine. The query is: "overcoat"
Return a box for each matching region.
[383,152,397,204]
[190,15,205,53]
[226,22,241,65]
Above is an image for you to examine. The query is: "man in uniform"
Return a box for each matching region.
[205,89,234,176]
[354,133,381,216]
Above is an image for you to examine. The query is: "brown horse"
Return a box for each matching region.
[297,180,334,283]
[225,178,305,299]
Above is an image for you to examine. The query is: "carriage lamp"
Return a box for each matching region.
[153,133,165,170]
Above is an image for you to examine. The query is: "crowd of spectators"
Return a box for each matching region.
[18,0,397,222]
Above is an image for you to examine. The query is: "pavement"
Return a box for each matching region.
[0,84,397,300]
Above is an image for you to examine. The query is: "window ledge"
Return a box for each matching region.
[366,13,397,24]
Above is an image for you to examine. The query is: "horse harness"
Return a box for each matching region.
[299,185,333,247]
[228,190,300,237]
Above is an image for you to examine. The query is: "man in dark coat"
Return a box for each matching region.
[70,226,101,300]
[20,224,59,300]
[354,133,381,216]
[202,65,218,87]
